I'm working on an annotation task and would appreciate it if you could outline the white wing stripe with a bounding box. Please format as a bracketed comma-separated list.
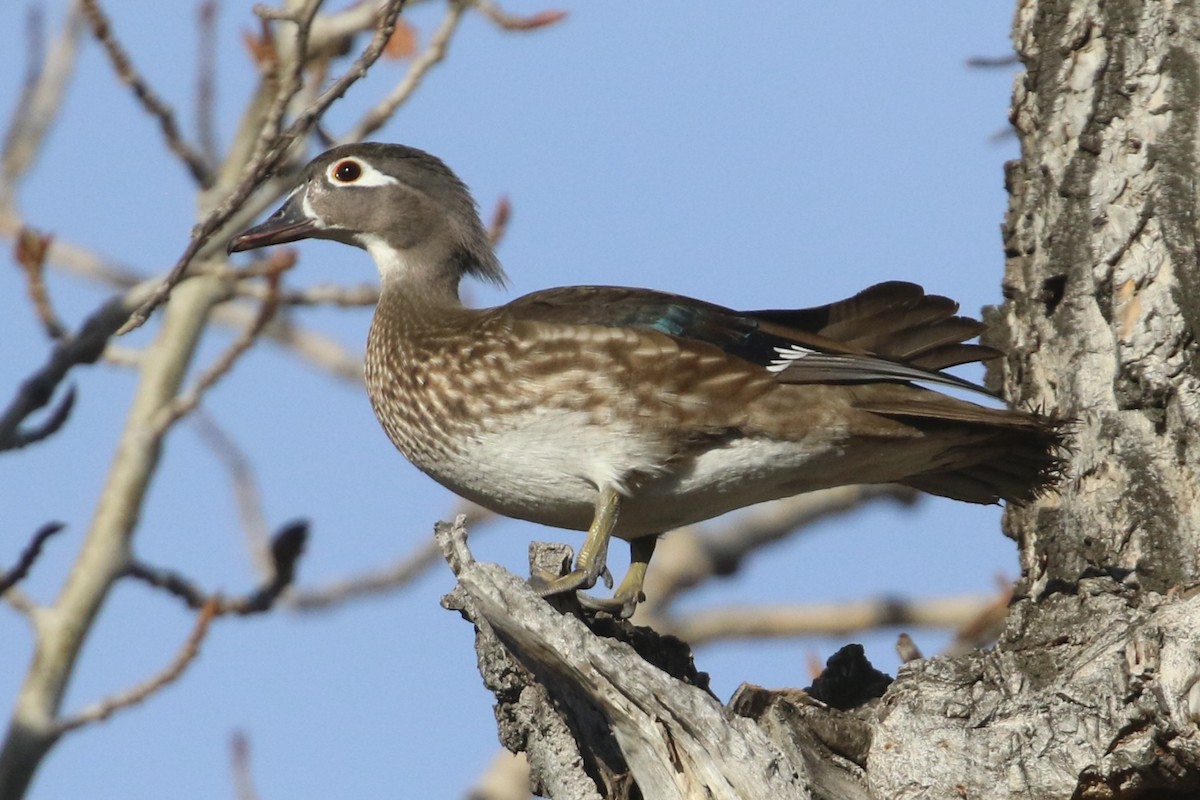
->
[766, 344, 815, 373]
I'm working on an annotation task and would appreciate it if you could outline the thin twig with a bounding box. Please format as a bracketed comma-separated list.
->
[102, 345, 142, 368]
[472, 0, 566, 32]
[638, 486, 921, 618]
[288, 504, 496, 609]
[966, 54, 1019, 69]
[1, 211, 366, 389]
[2, 586, 36, 616]
[124, 521, 308, 615]
[0, 7, 44, 201]
[230, 731, 260, 800]
[0, 386, 76, 450]
[79, 0, 213, 186]
[191, 411, 273, 578]
[0, 279, 163, 450]
[245, 0, 323, 169]
[196, 0, 220, 164]
[341, 0, 466, 142]
[287, 538, 442, 609]
[308, 0, 386, 54]
[213, 299, 365, 382]
[0, 523, 65, 596]
[0, 210, 145, 288]
[0, 5, 85, 210]
[14, 226, 66, 339]
[149, 252, 293, 436]
[238, 280, 379, 307]
[54, 597, 219, 735]
[119, 0, 410, 335]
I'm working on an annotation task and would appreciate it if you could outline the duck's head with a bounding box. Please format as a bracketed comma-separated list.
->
[228, 143, 505, 289]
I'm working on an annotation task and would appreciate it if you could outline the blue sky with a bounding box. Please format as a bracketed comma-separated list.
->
[0, 2, 1021, 797]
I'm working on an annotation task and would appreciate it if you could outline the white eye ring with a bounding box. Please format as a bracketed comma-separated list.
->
[325, 158, 399, 187]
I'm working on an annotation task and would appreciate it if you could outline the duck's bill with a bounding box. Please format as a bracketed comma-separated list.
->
[227, 195, 320, 254]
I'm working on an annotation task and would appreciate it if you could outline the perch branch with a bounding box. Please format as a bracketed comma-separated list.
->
[437, 517, 820, 800]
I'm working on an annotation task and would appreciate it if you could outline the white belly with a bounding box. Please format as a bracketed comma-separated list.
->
[410, 405, 849, 537]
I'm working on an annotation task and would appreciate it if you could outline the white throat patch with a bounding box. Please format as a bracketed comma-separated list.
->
[362, 234, 410, 280]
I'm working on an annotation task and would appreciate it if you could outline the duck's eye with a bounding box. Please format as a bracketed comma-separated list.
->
[333, 160, 362, 183]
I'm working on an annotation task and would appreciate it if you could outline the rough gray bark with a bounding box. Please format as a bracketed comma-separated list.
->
[443, 2, 1200, 797]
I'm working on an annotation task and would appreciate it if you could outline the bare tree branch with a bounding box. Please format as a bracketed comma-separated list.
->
[288, 537, 443, 610]
[196, 0, 220, 165]
[124, 520, 308, 615]
[54, 598, 219, 735]
[942, 578, 1011, 656]
[245, 0, 323, 169]
[230, 730, 260, 800]
[341, 0, 467, 142]
[0, 4, 85, 211]
[0, 386, 76, 451]
[0, 211, 145, 289]
[637, 486, 920, 619]
[308, 0, 388, 51]
[0, 280, 161, 451]
[191, 411, 273, 578]
[14, 226, 65, 340]
[79, 0, 214, 187]
[438, 518, 822, 800]
[120, 0, 410, 335]
[288, 504, 496, 610]
[148, 251, 293, 437]
[657, 594, 995, 647]
[239, 279, 379, 307]
[472, 0, 567, 32]
[0, 523, 65, 597]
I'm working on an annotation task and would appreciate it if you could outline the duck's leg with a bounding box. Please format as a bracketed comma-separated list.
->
[577, 535, 658, 619]
[531, 485, 621, 597]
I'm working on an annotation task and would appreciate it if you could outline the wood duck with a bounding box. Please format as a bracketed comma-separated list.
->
[228, 143, 1059, 618]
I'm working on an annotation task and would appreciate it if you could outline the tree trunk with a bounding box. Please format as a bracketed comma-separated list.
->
[445, 1, 1200, 797]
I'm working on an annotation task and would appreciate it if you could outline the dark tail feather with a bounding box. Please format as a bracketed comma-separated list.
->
[863, 400, 1066, 505]
[902, 451, 1062, 504]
